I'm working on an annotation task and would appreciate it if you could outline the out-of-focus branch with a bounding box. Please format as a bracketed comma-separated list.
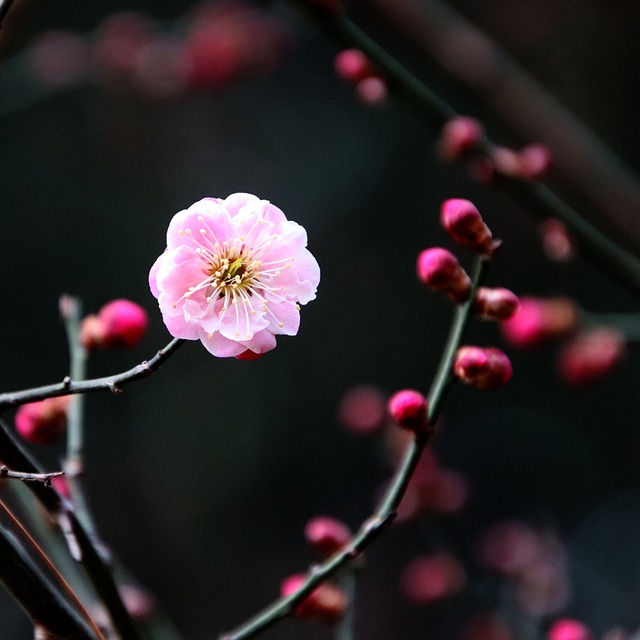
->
[287, 1, 640, 299]
[218, 256, 490, 640]
[0, 0, 16, 28]
[365, 0, 640, 248]
[0, 466, 64, 484]
[0, 337, 185, 412]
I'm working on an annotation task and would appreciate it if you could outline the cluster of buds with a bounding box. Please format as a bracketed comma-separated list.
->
[26, 2, 292, 99]
[501, 297, 626, 385]
[334, 48, 388, 105]
[471, 143, 553, 184]
[417, 199, 515, 392]
[80, 299, 148, 351]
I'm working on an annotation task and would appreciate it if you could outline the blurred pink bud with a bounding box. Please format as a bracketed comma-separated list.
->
[516, 560, 570, 616]
[305, 516, 352, 557]
[421, 468, 468, 513]
[490, 146, 523, 178]
[28, 30, 89, 87]
[401, 553, 466, 604]
[387, 389, 429, 434]
[462, 613, 513, 640]
[453, 346, 512, 390]
[547, 619, 592, 640]
[355, 76, 388, 105]
[81, 299, 148, 350]
[15, 397, 71, 445]
[518, 143, 552, 179]
[51, 475, 71, 500]
[334, 48, 375, 84]
[501, 297, 579, 348]
[479, 520, 539, 575]
[280, 575, 347, 623]
[134, 38, 188, 98]
[416, 247, 472, 303]
[474, 287, 520, 320]
[338, 385, 387, 434]
[557, 327, 625, 386]
[438, 116, 484, 162]
[184, 25, 242, 88]
[440, 199, 496, 255]
[538, 218, 576, 262]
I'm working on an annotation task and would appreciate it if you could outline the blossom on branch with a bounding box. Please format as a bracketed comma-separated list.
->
[149, 194, 320, 357]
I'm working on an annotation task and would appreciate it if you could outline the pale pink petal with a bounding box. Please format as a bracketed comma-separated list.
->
[242, 328, 277, 354]
[267, 301, 301, 336]
[199, 329, 246, 357]
[148, 250, 166, 297]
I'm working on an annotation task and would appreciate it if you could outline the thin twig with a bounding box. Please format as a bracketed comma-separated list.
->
[0, 337, 186, 412]
[0, 466, 64, 485]
[218, 256, 490, 640]
[0, 497, 106, 640]
[287, 1, 640, 299]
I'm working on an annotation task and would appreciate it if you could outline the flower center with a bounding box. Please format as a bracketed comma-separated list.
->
[207, 247, 257, 296]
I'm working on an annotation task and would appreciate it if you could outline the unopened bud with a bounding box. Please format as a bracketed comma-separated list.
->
[235, 349, 265, 361]
[547, 619, 592, 640]
[334, 49, 375, 84]
[557, 327, 625, 386]
[355, 76, 388, 105]
[501, 297, 579, 348]
[15, 396, 71, 445]
[387, 389, 429, 434]
[474, 287, 520, 320]
[538, 218, 575, 262]
[280, 575, 347, 623]
[453, 346, 512, 391]
[81, 299, 148, 350]
[416, 247, 472, 303]
[440, 198, 495, 255]
[305, 516, 352, 557]
[438, 116, 484, 161]
[401, 553, 466, 604]
[518, 143, 552, 179]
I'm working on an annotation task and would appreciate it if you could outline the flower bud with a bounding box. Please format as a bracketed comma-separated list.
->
[280, 575, 347, 623]
[440, 198, 495, 255]
[401, 553, 466, 603]
[438, 116, 484, 162]
[547, 619, 592, 640]
[338, 385, 386, 434]
[81, 299, 148, 350]
[15, 396, 71, 445]
[235, 349, 265, 361]
[334, 49, 375, 84]
[501, 297, 579, 348]
[416, 247, 472, 303]
[355, 76, 388, 106]
[305, 516, 352, 557]
[474, 287, 520, 320]
[538, 218, 575, 262]
[557, 328, 625, 386]
[453, 346, 512, 391]
[387, 389, 429, 434]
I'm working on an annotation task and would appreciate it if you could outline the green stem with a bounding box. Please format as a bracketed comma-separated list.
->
[334, 569, 356, 640]
[218, 255, 490, 640]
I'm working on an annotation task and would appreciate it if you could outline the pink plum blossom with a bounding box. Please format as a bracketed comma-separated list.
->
[149, 194, 320, 357]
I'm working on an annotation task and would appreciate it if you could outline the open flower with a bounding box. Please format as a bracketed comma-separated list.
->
[149, 194, 320, 357]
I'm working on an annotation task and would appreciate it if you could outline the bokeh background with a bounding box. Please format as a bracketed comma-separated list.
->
[2, 0, 640, 638]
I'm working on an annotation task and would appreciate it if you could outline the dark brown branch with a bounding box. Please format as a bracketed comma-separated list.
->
[0, 466, 64, 485]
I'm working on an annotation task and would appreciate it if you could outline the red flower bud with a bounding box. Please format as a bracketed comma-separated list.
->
[334, 49, 375, 84]
[305, 516, 352, 557]
[15, 396, 71, 445]
[416, 247, 472, 303]
[280, 575, 347, 623]
[401, 553, 466, 604]
[387, 389, 429, 434]
[453, 346, 512, 391]
[547, 619, 592, 640]
[501, 297, 579, 348]
[81, 299, 148, 350]
[438, 116, 484, 162]
[440, 198, 495, 255]
[557, 328, 625, 386]
[474, 287, 520, 320]
[235, 349, 265, 361]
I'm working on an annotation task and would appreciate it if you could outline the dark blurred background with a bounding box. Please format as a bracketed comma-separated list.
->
[1, 1, 640, 638]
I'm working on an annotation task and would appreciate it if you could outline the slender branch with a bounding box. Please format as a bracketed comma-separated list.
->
[0, 0, 16, 28]
[334, 569, 356, 640]
[0, 337, 186, 412]
[218, 256, 490, 640]
[0, 498, 106, 640]
[288, 1, 640, 299]
[0, 466, 64, 485]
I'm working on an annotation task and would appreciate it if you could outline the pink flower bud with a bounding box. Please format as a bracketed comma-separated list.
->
[387, 389, 429, 434]
[355, 76, 388, 106]
[338, 385, 387, 434]
[416, 247, 472, 303]
[438, 116, 484, 162]
[453, 346, 512, 391]
[440, 198, 495, 255]
[305, 516, 352, 557]
[81, 299, 148, 350]
[518, 143, 552, 179]
[118, 584, 156, 621]
[557, 328, 625, 386]
[538, 218, 576, 262]
[51, 475, 71, 500]
[280, 575, 347, 623]
[547, 619, 592, 640]
[474, 287, 520, 320]
[334, 49, 375, 84]
[15, 396, 71, 445]
[501, 297, 579, 348]
[401, 553, 466, 604]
